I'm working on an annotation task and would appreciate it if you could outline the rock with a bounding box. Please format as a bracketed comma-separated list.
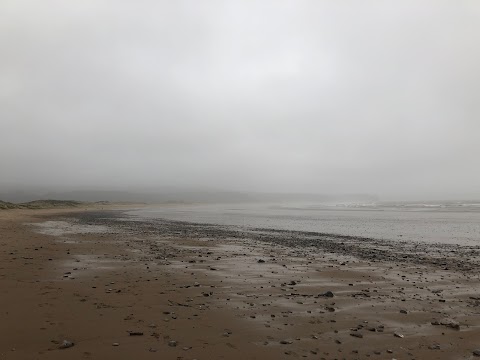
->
[257, 259, 265, 263]
[400, 309, 408, 314]
[350, 332, 363, 338]
[280, 340, 293, 344]
[393, 332, 404, 338]
[112, 343, 119, 347]
[168, 340, 177, 347]
[58, 340, 74, 349]
[432, 318, 460, 330]
[440, 318, 460, 330]
[289, 281, 297, 286]
[473, 349, 480, 357]
[318, 291, 334, 298]
[128, 331, 144, 336]
[428, 344, 440, 350]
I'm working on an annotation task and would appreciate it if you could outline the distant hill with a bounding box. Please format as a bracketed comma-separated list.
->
[0, 200, 84, 210]
[0, 200, 18, 209]
[0, 188, 378, 205]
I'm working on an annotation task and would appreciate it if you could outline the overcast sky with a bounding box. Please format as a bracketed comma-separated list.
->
[1, 1, 479, 200]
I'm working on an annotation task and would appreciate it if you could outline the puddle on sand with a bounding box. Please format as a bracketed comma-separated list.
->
[58, 254, 133, 280]
[29, 220, 113, 237]
[63, 254, 121, 272]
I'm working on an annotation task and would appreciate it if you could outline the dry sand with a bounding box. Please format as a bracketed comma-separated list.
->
[0, 208, 479, 360]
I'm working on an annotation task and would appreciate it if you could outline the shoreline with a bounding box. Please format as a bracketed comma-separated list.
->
[79, 209, 480, 272]
[1, 208, 479, 359]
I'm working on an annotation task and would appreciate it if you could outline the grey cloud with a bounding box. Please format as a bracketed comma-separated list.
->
[1, 0, 480, 200]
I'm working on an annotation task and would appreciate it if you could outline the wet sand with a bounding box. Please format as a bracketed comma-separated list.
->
[1, 208, 480, 360]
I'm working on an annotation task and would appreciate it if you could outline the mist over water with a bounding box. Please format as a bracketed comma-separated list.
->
[129, 201, 480, 246]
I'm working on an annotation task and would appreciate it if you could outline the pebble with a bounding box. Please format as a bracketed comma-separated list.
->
[474, 349, 480, 357]
[168, 340, 178, 347]
[128, 331, 144, 336]
[58, 340, 74, 349]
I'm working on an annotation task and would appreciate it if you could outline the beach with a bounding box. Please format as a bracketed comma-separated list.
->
[1, 207, 479, 360]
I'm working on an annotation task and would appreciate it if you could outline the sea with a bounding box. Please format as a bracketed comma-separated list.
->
[128, 201, 480, 246]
